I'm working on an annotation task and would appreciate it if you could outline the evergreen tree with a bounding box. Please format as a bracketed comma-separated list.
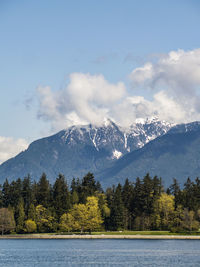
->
[36, 173, 51, 208]
[9, 179, 22, 208]
[71, 190, 79, 204]
[110, 184, 125, 230]
[53, 174, 71, 219]
[0, 184, 3, 208]
[191, 177, 200, 212]
[80, 172, 99, 202]
[2, 179, 10, 207]
[183, 177, 194, 210]
[71, 178, 77, 193]
[22, 175, 33, 215]
[130, 177, 143, 218]
[142, 173, 155, 216]
[28, 203, 36, 221]
[169, 178, 182, 209]
[16, 198, 25, 233]
[122, 179, 133, 229]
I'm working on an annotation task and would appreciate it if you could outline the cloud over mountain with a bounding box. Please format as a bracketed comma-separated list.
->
[0, 137, 28, 164]
[36, 48, 200, 131]
[37, 73, 126, 130]
[129, 48, 200, 123]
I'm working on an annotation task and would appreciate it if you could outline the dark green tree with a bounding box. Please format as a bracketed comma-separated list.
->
[80, 172, 98, 203]
[2, 179, 10, 207]
[28, 203, 36, 221]
[169, 178, 182, 209]
[53, 174, 71, 219]
[36, 173, 51, 208]
[22, 175, 33, 215]
[122, 179, 134, 229]
[110, 184, 125, 230]
[16, 198, 25, 233]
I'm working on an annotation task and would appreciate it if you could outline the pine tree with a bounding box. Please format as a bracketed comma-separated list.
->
[2, 179, 10, 207]
[16, 198, 25, 233]
[122, 179, 133, 229]
[71, 190, 79, 204]
[0, 184, 3, 208]
[169, 178, 182, 209]
[110, 184, 125, 230]
[80, 172, 98, 202]
[36, 173, 51, 207]
[142, 173, 154, 216]
[130, 177, 143, 217]
[9, 179, 22, 208]
[183, 177, 194, 210]
[22, 175, 33, 215]
[53, 174, 71, 219]
[28, 203, 36, 221]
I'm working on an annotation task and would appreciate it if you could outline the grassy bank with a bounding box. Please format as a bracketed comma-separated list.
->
[1, 231, 200, 239]
[92, 231, 200, 235]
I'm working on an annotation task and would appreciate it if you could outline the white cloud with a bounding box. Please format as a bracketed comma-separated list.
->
[37, 73, 126, 130]
[129, 48, 200, 123]
[0, 137, 28, 164]
[36, 48, 200, 130]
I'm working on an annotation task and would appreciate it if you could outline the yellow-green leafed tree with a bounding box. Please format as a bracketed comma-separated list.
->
[59, 213, 78, 232]
[71, 203, 88, 232]
[86, 196, 103, 232]
[60, 196, 103, 233]
[35, 205, 56, 233]
[95, 193, 110, 218]
[24, 219, 37, 233]
[153, 193, 175, 230]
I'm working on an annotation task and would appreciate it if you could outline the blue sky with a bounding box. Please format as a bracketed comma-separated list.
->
[0, 0, 200, 162]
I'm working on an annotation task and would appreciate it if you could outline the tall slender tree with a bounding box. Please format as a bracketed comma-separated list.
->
[53, 174, 71, 219]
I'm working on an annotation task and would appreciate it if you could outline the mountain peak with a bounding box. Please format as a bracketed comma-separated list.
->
[135, 116, 163, 125]
[0, 117, 175, 184]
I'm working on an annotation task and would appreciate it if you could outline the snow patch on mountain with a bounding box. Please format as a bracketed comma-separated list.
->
[112, 150, 123, 159]
[61, 117, 173, 158]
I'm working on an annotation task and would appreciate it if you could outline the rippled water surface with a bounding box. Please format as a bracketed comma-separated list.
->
[0, 239, 200, 266]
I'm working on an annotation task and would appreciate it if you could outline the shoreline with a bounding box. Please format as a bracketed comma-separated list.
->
[1, 234, 200, 240]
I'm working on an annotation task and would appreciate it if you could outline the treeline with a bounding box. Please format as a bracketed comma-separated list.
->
[0, 172, 200, 234]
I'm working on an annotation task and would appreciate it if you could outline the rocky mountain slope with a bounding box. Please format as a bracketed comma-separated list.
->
[0, 118, 171, 184]
[98, 122, 200, 187]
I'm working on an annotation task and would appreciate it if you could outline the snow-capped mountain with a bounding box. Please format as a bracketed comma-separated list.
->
[99, 121, 200, 188]
[0, 117, 172, 184]
[61, 117, 172, 160]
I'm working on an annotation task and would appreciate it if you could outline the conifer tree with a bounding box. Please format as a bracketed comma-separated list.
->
[0, 184, 3, 208]
[80, 172, 100, 202]
[2, 179, 10, 208]
[36, 173, 51, 208]
[53, 174, 71, 219]
[71, 190, 79, 204]
[169, 178, 182, 209]
[122, 179, 133, 229]
[28, 203, 36, 221]
[9, 179, 22, 208]
[16, 198, 25, 233]
[22, 175, 33, 215]
[183, 177, 194, 210]
[110, 184, 125, 230]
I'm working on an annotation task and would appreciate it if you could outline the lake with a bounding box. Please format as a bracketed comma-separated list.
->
[0, 239, 200, 266]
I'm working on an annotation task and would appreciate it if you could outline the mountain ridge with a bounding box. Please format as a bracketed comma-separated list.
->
[0, 118, 172, 184]
[98, 121, 200, 187]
